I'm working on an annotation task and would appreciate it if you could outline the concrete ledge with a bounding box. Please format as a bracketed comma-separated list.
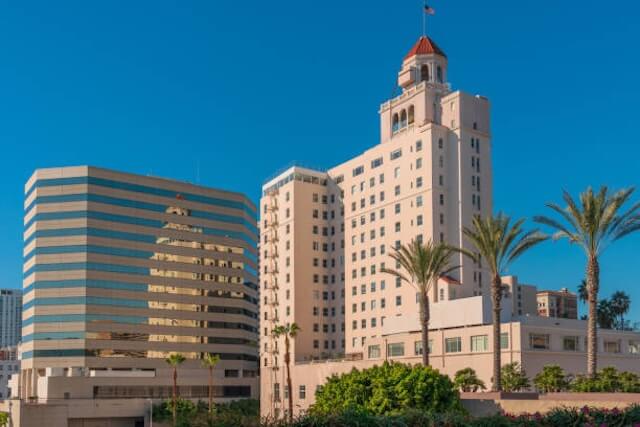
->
[461, 392, 539, 400]
[462, 391, 640, 403]
[539, 392, 640, 403]
[461, 392, 640, 417]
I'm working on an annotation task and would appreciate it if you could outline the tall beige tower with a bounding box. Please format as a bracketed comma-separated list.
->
[260, 34, 492, 418]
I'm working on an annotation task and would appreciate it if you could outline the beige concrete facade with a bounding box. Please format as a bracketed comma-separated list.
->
[258, 35, 640, 419]
[267, 312, 640, 416]
[15, 166, 259, 425]
[259, 35, 494, 418]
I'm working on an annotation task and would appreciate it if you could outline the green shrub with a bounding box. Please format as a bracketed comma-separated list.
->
[618, 371, 640, 392]
[570, 366, 640, 393]
[501, 362, 530, 392]
[152, 398, 261, 427]
[0, 413, 8, 427]
[533, 365, 570, 393]
[310, 361, 463, 416]
[454, 368, 486, 392]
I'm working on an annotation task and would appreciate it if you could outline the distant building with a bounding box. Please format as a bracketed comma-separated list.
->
[0, 289, 22, 348]
[537, 288, 578, 319]
[0, 347, 19, 399]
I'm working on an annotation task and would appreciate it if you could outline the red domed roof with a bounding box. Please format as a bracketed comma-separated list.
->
[404, 36, 446, 60]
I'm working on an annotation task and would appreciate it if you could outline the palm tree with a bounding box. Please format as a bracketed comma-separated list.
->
[463, 214, 547, 391]
[165, 353, 186, 426]
[597, 299, 616, 329]
[272, 323, 300, 422]
[535, 187, 640, 376]
[201, 353, 220, 417]
[610, 290, 631, 330]
[578, 279, 588, 303]
[383, 240, 467, 367]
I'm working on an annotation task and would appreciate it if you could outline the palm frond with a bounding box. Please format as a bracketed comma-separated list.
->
[539, 186, 640, 257]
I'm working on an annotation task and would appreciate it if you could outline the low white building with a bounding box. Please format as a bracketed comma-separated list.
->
[0, 347, 19, 399]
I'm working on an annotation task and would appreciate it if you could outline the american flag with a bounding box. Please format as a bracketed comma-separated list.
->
[424, 4, 435, 15]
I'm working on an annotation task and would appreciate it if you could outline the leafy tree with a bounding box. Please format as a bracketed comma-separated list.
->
[165, 353, 186, 426]
[383, 240, 467, 367]
[500, 362, 530, 392]
[610, 290, 631, 330]
[201, 353, 220, 417]
[0, 413, 8, 427]
[463, 214, 547, 391]
[453, 368, 486, 392]
[272, 322, 300, 422]
[535, 187, 640, 376]
[533, 365, 570, 393]
[311, 362, 462, 416]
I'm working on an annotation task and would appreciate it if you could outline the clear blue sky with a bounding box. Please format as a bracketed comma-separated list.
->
[1, 1, 639, 320]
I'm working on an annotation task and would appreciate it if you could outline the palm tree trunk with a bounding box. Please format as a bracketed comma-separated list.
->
[285, 338, 293, 423]
[420, 291, 430, 366]
[587, 256, 600, 377]
[208, 366, 213, 416]
[172, 367, 177, 427]
[491, 274, 502, 392]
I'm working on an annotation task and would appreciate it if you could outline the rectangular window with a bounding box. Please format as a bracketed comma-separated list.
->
[416, 140, 422, 151]
[416, 177, 423, 188]
[604, 340, 621, 353]
[445, 337, 462, 353]
[299, 385, 306, 399]
[563, 336, 579, 352]
[387, 342, 405, 357]
[530, 333, 550, 350]
[390, 149, 402, 160]
[368, 345, 381, 358]
[371, 157, 383, 169]
[414, 340, 433, 355]
[353, 166, 364, 177]
[500, 332, 509, 349]
[470, 335, 488, 352]
[629, 341, 640, 354]
[396, 295, 402, 306]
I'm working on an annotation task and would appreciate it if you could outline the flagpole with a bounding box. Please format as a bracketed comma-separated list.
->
[422, 0, 426, 36]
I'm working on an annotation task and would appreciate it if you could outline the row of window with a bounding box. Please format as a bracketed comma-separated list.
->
[27, 244, 255, 276]
[26, 176, 256, 218]
[529, 333, 640, 354]
[392, 106, 415, 133]
[377, 334, 510, 358]
[312, 322, 345, 333]
[28, 194, 257, 236]
[24, 280, 257, 304]
[23, 314, 258, 333]
[26, 261, 250, 288]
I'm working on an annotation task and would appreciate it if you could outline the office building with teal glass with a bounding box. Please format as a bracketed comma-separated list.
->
[20, 166, 259, 403]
